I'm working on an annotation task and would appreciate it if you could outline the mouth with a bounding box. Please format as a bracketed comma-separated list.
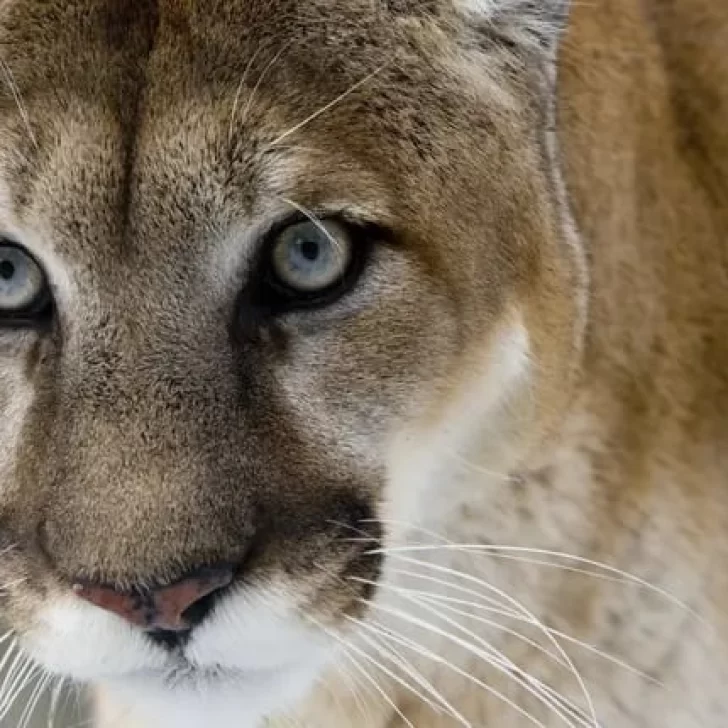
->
[108, 651, 316, 707]
[114, 620, 335, 694]
[136, 661, 277, 690]
[100, 646, 333, 728]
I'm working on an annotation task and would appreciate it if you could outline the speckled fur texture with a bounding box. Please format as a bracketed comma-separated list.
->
[0, 1, 727, 726]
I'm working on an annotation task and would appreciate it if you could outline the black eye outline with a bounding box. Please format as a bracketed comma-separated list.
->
[249, 212, 376, 316]
[0, 241, 53, 328]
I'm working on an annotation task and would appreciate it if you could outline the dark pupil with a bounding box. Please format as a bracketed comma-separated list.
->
[299, 240, 320, 262]
[0, 260, 15, 281]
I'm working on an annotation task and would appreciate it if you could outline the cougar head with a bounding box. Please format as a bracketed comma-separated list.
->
[0, 1, 585, 724]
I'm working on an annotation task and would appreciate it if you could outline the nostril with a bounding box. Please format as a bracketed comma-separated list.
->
[179, 587, 224, 630]
[74, 563, 235, 634]
[151, 564, 234, 631]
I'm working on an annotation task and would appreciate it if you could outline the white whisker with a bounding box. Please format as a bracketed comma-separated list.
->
[370, 543, 707, 629]
[386, 565, 523, 618]
[0, 60, 39, 151]
[329, 520, 382, 544]
[0, 654, 38, 721]
[0, 577, 28, 593]
[378, 554, 600, 727]
[364, 601, 551, 727]
[0, 638, 19, 691]
[228, 44, 267, 145]
[347, 615, 474, 727]
[19, 668, 51, 728]
[352, 629, 446, 717]
[363, 595, 589, 728]
[47, 677, 65, 728]
[398, 585, 661, 686]
[238, 43, 293, 138]
[266, 63, 390, 149]
[440, 447, 516, 481]
[367, 520, 670, 588]
[464, 552, 657, 588]
[354, 576, 566, 668]
[312, 614, 443, 717]
[336, 659, 376, 726]
[358, 522, 677, 688]
[357, 612, 555, 728]
[305, 613, 416, 728]
[317, 674, 351, 724]
[0, 642, 25, 700]
[538, 627, 661, 687]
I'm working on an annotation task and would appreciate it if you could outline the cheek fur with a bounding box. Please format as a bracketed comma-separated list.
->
[0, 345, 38, 497]
[383, 315, 532, 531]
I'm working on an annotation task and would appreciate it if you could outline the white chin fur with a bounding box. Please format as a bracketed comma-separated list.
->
[108, 660, 328, 728]
[25, 595, 168, 680]
[24, 587, 334, 728]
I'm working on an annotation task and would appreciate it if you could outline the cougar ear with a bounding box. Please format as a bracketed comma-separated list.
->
[455, 0, 571, 53]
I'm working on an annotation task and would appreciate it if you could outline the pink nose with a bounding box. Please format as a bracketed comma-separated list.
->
[73, 564, 234, 633]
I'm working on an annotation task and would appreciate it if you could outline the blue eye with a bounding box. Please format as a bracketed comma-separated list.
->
[270, 220, 353, 294]
[0, 243, 47, 315]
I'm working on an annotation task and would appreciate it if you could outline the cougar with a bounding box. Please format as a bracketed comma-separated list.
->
[0, 1, 726, 726]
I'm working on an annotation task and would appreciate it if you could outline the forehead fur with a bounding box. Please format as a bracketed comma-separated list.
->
[0, 0, 567, 80]
[0, 0, 561, 161]
[0, 0, 552, 264]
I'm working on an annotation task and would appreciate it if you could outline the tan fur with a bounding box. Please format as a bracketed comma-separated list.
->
[0, 1, 726, 726]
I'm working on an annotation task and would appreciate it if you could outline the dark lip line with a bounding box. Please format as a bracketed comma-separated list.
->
[126, 660, 287, 690]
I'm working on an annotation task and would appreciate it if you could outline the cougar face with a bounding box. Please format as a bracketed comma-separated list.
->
[0, 1, 584, 725]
